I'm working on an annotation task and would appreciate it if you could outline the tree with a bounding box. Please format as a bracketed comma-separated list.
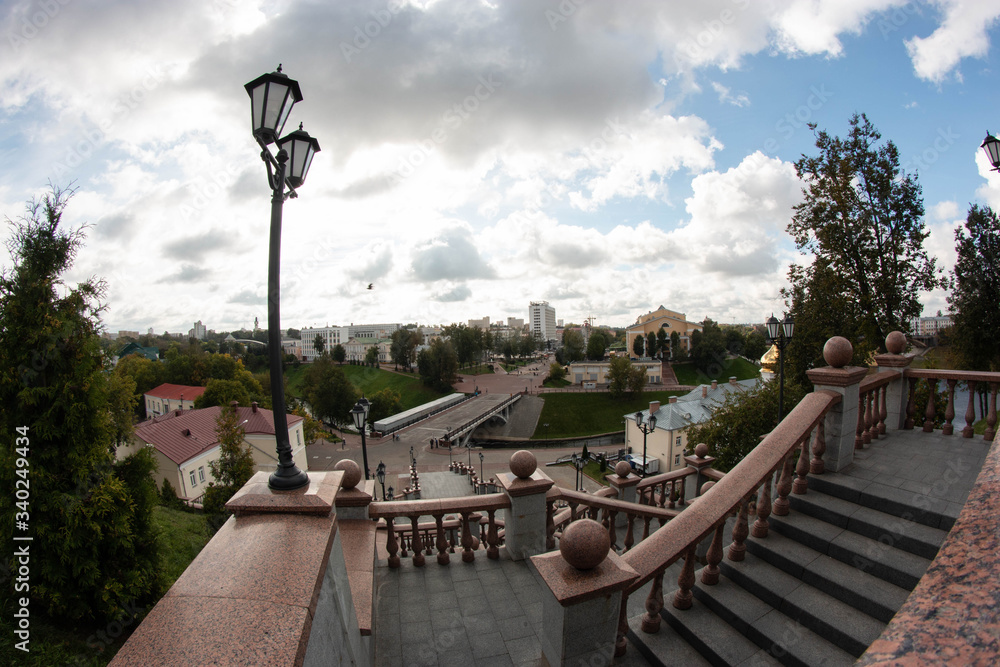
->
[657, 328, 669, 360]
[203, 403, 256, 528]
[670, 330, 686, 362]
[645, 331, 657, 359]
[313, 333, 325, 356]
[292, 406, 325, 445]
[390, 328, 422, 370]
[949, 204, 1000, 372]
[368, 388, 403, 424]
[563, 329, 585, 363]
[547, 362, 567, 383]
[332, 343, 346, 363]
[632, 334, 644, 357]
[365, 344, 380, 366]
[742, 328, 768, 363]
[0, 187, 162, 623]
[628, 363, 647, 395]
[115, 352, 165, 418]
[417, 338, 459, 392]
[784, 113, 941, 380]
[586, 331, 607, 360]
[689, 318, 727, 376]
[607, 356, 635, 399]
[303, 356, 359, 427]
[686, 379, 805, 472]
[195, 378, 252, 408]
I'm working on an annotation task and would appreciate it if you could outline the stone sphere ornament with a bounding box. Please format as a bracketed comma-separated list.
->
[823, 336, 853, 368]
[695, 443, 709, 459]
[334, 459, 362, 490]
[509, 450, 537, 479]
[560, 519, 611, 570]
[615, 461, 632, 478]
[886, 331, 906, 355]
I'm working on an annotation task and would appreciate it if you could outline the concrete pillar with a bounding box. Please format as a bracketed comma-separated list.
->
[495, 451, 554, 560]
[806, 337, 869, 472]
[874, 331, 913, 431]
[606, 462, 641, 529]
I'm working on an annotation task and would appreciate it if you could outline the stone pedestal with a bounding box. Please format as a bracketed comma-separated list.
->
[607, 462, 641, 528]
[807, 337, 869, 472]
[495, 470, 554, 560]
[685, 443, 716, 496]
[875, 332, 913, 431]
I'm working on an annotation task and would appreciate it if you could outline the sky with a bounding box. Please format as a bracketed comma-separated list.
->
[1, 0, 999, 335]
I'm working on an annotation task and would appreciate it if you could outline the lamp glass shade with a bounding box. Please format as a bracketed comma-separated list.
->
[634, 411, 643, 425]
[350, 403, 365, 430]
[244, 69, 302, 145]
[648, 415, 657, 430]
[277, 124, 321, 189]
[376, 466, 385, 485]
[388, 486, 393, 497]
[766, 314, 780, 341]
[782, 314, 794, 341]
[982, 133, 1000, 170]
[358, 395, 371, 416]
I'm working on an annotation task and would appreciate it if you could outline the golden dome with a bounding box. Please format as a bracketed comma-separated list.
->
[761, 344, 780, 373]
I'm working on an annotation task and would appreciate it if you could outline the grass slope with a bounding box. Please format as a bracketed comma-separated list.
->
[672, 357, 759, 386]
[284, 363, 449, 412]
[152, 505, 211, 589]
[533, 390, 687, 439]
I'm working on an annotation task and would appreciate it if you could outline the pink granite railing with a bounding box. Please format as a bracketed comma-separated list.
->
[901, 369, 998, 439]
[368, 494, 510, 567]
[546, 487, 680, 554]
[857, 372, 893, 446]
[386, 512, 506, 560]
[635, 467, 698, 509]
[614, 390, 841, 657]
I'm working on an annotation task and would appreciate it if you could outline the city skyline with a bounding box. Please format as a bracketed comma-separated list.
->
[2, 1, 999, 333]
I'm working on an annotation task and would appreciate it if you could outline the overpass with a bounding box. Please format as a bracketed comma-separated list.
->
[402, 392, 522, 448]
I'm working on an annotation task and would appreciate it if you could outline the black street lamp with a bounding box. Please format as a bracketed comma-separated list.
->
[351, 397, 372, 479]
[478, 451, 484, 482]
[245, 65, 321, 491]
[375, 461, 386, 501]
[634, 411, 657, 477]
[448, 438, 453, 464]
[467, 443, 473, 467]
[574, 454, 585, 491]
[766, 313, 795, 422]
[982, 132, 1000, 171]
[410, 445, 415, 467]
[387, 485, 394, 501]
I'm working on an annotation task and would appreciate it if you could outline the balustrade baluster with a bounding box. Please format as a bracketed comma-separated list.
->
[623, 513, 635, 552]
[701, 521, 725, 585]
[773, 455, 793, 516]
[676, 479, 686, 506]
[728, 497, 750, 561]
[487, 509, 499, 560]
[607, 511, 617, 551]
[856, 392, 865, 448]
[601, 507, 610, 531]
[658, 482, 667, 508]
[667, 481, 676, 509]
[905, 377, 918, 429]
[642, 516, 651, 542]
[943, 379, 957, 435]
[460, 511, 475, 562]
[568, 501, 578, 523]
[435, 515, 449, 565]
[964, 381, 977, 438]
[864, 389, 874, 444]
[923, 378, 938, 432]
[615, 596, 629, 658]
[386, 516, 400, 568]
[641, 570, 664, 633]
[810, 420, 826, 474]
[410, 517, 425, 566]
[793, 431, 810, 494]
[673, 547, 696, 610]
[546, 499, 556, 550]
[752, 471, 772, 538]
[398, 519, 409, 560]
[878, 384, 887, 435]
[986, 382, 998, 442]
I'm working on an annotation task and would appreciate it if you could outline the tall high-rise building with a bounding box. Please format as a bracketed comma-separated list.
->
[529, 301, 556, 343]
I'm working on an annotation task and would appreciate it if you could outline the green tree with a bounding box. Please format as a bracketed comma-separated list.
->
[563, 329, 586, 363]
[365, 344, 380, 366]
[632, 333, 645, 357]
[657, 328, 669, 359]
[607, 356, 633, 399]
[332, 343, 346, 363]
[202, 403, 256, 528]
[115, 352, 165, 418]
[645, 331, 657, 359]
[313, 333, 325, 356]
[417, 338, 459, 392]
[195, 378, 252, 408]
[949, 204, 1000, 372]
[390, 328, 422, 370]
[292, 406, 325, 445]
[628, 363, 648, 396]
[547, 362, 567, 383]
[368, 387, 403, 424]
[689, 318, 727, 376]
[742, 329, 768, 363]
[586, 331, 607, 360]
[686, 379, 805, 472]
[0, 187, 162, 623]
[304, 356, 359, 427]
[784, 113, 941, 381]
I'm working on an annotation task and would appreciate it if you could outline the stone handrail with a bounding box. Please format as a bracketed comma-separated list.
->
[615, 389, 841, 656]
[369, 494, 510, 566]
[857, 372, 893, 446]
[546, 486, 680, 554]
[902, 368, 998, 439]
[635, 467, 697, 509]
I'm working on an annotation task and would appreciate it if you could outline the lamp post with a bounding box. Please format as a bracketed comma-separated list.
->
[467, 443, 473, 467]
[982, 132, 1000, 171]
[375, 461, 386, 501]
[634, 411, 657, 477]
[410, 445, 415, 467]
[571, 453, 579, 490]
[575, 454, 585, 490]
[351, 397, 372, 480]
[766, 313, 795, 422]
[387, 485, 394, 501]
[448, 439, 453, 465]
[245, 65, 321, 491]
[478, 451, 484, 482]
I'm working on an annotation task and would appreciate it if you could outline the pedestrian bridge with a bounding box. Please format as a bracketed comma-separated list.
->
[402, 392, 522, 448]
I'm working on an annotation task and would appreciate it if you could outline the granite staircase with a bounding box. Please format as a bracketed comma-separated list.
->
[626, 471, 952, 667]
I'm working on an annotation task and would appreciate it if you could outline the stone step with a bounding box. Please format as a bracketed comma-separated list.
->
[717, 554, 885, 657]
[625, 613, 713, 667]
[657, 596, 785, 667]
[689, 574, 856, 667]
[806, 471, 958, 530]
[788, 489, 948, 559]
[748, 518, 930, 591]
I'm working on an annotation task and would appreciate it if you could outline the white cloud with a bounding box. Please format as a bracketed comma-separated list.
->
[905, 0, 1000, 83]
[711, 81, 750, 107]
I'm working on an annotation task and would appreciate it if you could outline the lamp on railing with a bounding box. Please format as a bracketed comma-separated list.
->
[634, 411, 657, 478]
[376, 461, 386, 501]
[387, 485, 394, 500]
[350, 397, 371, 480]
[410, 445, 415, 467]
[467, 443, 473, 467]
[574, 454, 586, 491]
[982, 132, 1000, 171]
[245, 65, 321, 491]
[766, 313, 794, 422]
[479, 451, 484, 483]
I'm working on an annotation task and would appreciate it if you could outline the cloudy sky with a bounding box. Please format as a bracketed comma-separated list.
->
[2, 0, 999, 335]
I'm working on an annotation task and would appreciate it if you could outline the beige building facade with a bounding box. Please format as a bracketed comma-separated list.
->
[625, 306, 703, 357]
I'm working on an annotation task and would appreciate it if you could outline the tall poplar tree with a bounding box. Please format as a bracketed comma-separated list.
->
[948, 204, 1000, 372]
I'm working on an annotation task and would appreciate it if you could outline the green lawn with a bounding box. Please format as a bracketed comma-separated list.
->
[672, 357, 760, 386]
[459, 363, 496, 376]
[152, 505, 212, 589]
[533, 390, 687, 439]
[339, 365, 449, 411]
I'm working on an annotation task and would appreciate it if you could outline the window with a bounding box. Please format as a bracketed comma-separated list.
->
[189, 470, 197, 487]
[296, 430, 301, 446]
[674, 454, 681, 466]
[198, 467, 205, 483]
[676, 436, 682, 447]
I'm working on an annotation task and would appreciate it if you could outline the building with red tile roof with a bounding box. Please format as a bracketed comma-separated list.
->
[144, 383, 208, 417]
[119, 403, 307, 501]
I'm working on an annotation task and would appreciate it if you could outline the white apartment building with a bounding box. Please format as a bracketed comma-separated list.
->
[529, 301, 557, 344]
[300, 323, 402, 361]
[909, 315, 952, 336]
